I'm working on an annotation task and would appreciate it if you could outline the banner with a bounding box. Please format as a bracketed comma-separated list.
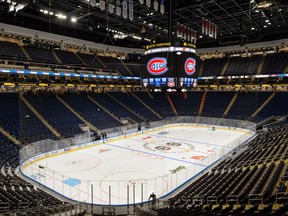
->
[205, 19, 208, 35]
[180, 24, 184, 38]
[191, 28, 194, 42]
[190, 29, 194, 43]
[116, 4, 121, 16]
[194, 30, 197, 44]
[183, 26, 186, 40]
[109, 3, 114, 13]
[90, 0, 97, 7]
[146, 0, 151, 7]
[123, 0, 128, 19]
[184, 26, 188, 41]
[154, 0, 159, 11]
[128, 0, 133, 21]
[139, 0, 144, 4]
[202, 17, 205, 34]
[100, 0, 106, 10]
[160, 0, 165, 14]
[176, 23, 180, 38]
[116, 0, 121, 16]
[209, 20, 212, 36]
[215, 24, 217, 39]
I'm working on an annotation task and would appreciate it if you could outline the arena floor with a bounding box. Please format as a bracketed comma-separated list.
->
[20, 124, 254, 205]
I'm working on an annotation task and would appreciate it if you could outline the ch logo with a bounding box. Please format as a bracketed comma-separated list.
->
[185, 57, 196, 75]
[147, 57, 168, 76]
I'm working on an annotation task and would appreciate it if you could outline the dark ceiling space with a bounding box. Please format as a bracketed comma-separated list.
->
[0, 0, 287, 49]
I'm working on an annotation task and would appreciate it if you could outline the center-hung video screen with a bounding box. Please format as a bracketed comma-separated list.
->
[140, 51, 200, 88]
[141, 52, 176, 78]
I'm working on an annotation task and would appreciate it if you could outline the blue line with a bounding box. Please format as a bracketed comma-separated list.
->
[106, 143, 207, 167]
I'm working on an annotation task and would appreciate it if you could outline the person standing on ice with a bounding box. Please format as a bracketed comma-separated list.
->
[148, 192, 156, 208]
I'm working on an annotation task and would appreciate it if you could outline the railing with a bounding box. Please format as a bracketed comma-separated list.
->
[19, 117, 256, 214]
[19, 132, 92, 165]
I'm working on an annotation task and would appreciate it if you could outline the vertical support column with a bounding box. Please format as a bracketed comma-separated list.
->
[256, 55, 266, 75]
[127, 185, 129, 214]
[220, 58, 230, 76]
[223, 92, 238, 117]
[133, 184, 135, 212]
[141, 182, 144, 207]
[166, 94, 178, 115]
[251, 92, 276, 118]
[198, 91, 207, 115]
[183, 92, 187, 100]
[109, 185, 111, 205]
[91, 184, 93, 215]
[198, 59, 205, 77]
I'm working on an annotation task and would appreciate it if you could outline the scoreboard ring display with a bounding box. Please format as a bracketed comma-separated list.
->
[141, 42, 199, 89]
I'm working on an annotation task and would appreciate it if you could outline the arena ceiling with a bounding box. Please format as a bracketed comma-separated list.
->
[0, 0, 288, 48]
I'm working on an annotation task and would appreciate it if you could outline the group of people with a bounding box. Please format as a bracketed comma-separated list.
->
[100, 132, 107, 140]
[94, 132, 108, 141]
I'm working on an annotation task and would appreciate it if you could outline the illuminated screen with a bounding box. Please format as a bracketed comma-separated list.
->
[142, 77, 176, 88]
[140, 52, 176, 78]
[140, 48, 199, 88]
[176, 52, 200, 78]
[177, 52, 200, 88]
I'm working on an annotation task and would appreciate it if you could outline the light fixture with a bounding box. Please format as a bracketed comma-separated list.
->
[71, 17, 77, 22]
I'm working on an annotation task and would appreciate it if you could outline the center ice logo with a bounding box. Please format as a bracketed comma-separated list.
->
[184, 57, 196, 75]
[147, 57, 168, 76]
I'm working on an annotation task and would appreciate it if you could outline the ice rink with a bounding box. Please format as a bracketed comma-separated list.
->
[20, 124, 254, 205]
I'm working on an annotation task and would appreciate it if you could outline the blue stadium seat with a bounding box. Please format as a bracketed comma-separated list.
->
[25, 94, 83, 138]
[261, 52, 288, 74]
[91, 93, 145, 123]
[24, 46, 58, 64]
[169, 92, 203, 116]
[0, 41, 27, 61]
[61, 94, 123, 130]
[202, 58, 226, 77]
[225, 55, 261, 75]
[133, 92, 174, 117]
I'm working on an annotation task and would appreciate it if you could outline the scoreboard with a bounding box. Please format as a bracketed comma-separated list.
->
[142, 77, 177, 88]
[140, 43, 199, 89]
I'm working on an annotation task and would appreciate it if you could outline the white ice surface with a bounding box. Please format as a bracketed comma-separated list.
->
[21, 125, 253, 205]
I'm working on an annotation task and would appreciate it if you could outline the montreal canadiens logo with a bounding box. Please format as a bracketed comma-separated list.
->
[147, 57, 168, 76]
[185, 57, 196, 75]
[167, 81, 175, 87]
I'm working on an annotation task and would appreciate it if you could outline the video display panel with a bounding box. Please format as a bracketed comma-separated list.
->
[140, 52, 176, 78]
[140, 47, 199, 88]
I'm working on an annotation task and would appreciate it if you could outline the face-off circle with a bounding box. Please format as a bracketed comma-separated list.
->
[143, 140, 194, 153]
